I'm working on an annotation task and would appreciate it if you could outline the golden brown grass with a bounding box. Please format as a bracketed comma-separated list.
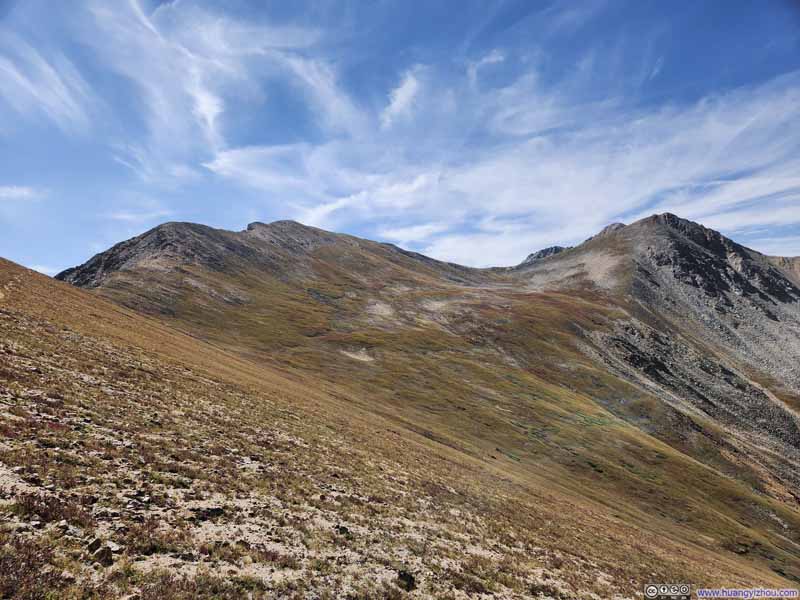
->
[1, 258, 798, 598]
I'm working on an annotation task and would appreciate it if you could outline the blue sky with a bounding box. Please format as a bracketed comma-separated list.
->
[2, 0, 800, 271]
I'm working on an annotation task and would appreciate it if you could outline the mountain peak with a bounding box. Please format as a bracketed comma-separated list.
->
[583, 221, 626, 243]
[597, 222, 626, 236]
[639, 212, 702, 230]
[242, 219, 342, 252]
[246, 219, 308, 231]
[520, 245, 569, 266]
[630, 212, 748, 258]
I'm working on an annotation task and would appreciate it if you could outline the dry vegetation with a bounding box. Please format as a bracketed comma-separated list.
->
[1, 246, 798, 598]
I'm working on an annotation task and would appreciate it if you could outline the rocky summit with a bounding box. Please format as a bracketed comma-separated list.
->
[1, 213, 799, 598]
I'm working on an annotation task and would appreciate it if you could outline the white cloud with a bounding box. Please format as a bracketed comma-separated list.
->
[378, 222, 450, 245]
[541, 1, 607, 35]
[743, 235, 800, 257]
[284, 56, 366, 136]
[0, 34, 95, 133]
[78, 0, 320, 184]
[30, 265, 60, 276]
[14, 0, 794, 267]
[467, 49, 505, 86]
[204, 63, 800, 265]
[203, 144, 320, 199]
[296, 170, 444, 229]
[381, 68, 422, 129]
[103, 195, 173, 224]
[0, 186, 44, 200]
[106, 209, 173, 223]
[422, 227, 576, 268]
[648, 56, 664, 80]
[698, 201, 800, 233]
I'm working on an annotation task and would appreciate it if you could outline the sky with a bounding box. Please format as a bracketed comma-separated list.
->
[2, 0, 800, 272]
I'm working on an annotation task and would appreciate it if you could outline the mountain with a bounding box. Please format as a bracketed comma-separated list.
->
[519, 245, 569, 265]
[4, 213, 799, 596]
[55, 214, 800, 582]
[2, 257, 681, 599]
[57, 216, 800, 508]
[769, 255, 800, 287]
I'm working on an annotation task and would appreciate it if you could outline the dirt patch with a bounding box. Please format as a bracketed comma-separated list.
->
[340, 348, 375, 362]
[366, 301, 394, 318]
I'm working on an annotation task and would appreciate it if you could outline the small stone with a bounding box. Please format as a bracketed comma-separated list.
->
[60, 570, 76, 583]
[177, 551, 197, 562]
[67, 526, 83, 537]
[93, 545, 114, 566]
[107, 541, 122, 553]
[192, 506, 224, 521]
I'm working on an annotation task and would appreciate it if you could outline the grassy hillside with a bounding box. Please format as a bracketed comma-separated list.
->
[2, 255, 797, 597]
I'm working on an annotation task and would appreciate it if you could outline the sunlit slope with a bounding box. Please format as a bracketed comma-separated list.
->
[7, 258, 795, 596]
[54, 216, 800, 584]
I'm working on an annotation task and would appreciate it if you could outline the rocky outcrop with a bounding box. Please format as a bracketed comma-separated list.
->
[55, 222, 257, 287]
[584, 222, 626, 242]
[615, 214, 800, 387]
[769, 255, 800, 287]
[519, 246, 569, 266]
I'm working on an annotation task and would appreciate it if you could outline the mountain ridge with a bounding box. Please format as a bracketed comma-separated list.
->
[51, 212, 800, 584]
[56, 213, 800, 286]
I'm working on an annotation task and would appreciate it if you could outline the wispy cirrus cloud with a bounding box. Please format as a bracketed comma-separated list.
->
[76, 0, 320, 184]
[744, 235, 800, 257]
[204, 45, 800, 264]
[3, 0, 800, 269]
[467, 49, 505, 86]
[103, 194, 173, 225]
[0, 186, 45, 200]
[378, 222, 451, 246]
[0, 33, 95, 134]
[106, 208, 173, 224]
[381, 67, 422, 129]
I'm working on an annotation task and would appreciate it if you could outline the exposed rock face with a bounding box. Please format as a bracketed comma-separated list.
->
[584, 222, 626, 242]
[519, 245, 569, 265]
[56, 222, 255, 287]
[567, 214, 800, 500]
[622, 214, 800, 385]
[769, 255, 800, 287]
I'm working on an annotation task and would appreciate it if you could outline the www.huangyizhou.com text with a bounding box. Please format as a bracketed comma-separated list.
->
[696, 589, 799, 599]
